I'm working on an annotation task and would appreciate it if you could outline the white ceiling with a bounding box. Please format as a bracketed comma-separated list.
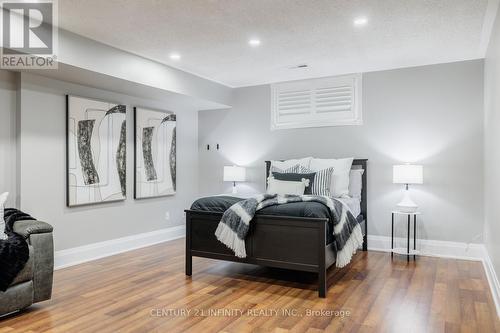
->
[59, 0, 495, 88]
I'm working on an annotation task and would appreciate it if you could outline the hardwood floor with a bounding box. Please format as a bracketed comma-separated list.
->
[1, 238, 499, 333]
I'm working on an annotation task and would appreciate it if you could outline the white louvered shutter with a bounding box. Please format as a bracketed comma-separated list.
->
[271, 74, 362, 130]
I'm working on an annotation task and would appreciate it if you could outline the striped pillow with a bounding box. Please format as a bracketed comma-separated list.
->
[300, 166, 334, 196]
[270, 164, 300, 174]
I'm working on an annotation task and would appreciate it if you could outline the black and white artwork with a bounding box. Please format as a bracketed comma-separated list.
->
[134, 107, 176, 199]
[67, 95, 127, 207]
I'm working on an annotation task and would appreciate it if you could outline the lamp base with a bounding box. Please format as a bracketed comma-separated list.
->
[232, 184, 237, 194]
[397, 189, 418, 213]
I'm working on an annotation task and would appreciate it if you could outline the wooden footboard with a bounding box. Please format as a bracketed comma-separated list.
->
[185, 210, 334, 297]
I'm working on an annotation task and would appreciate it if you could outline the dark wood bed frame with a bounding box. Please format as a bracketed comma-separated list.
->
[185, 159, 368, 297]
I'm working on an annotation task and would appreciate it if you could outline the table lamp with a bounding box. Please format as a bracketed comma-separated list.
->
[223, 166, 246, 194]
[393, 164, 423, 213]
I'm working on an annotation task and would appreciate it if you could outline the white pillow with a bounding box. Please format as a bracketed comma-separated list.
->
[271, 157, 312, 171]
[266, 177, 308, 196]
[309, 158, 354, 197]
[0, 192, 9, 238]
[348, 169, 364, 199]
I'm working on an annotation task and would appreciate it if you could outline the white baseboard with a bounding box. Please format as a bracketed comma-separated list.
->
[482, 246, 500, 318]
[368, 235, 484, 260]
[54, 225, 185, 270]
[368, 235, 500, 317]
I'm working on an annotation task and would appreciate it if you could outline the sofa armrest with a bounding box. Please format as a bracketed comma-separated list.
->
[13, 220, 54, 303]
[13, 220, 53, 239]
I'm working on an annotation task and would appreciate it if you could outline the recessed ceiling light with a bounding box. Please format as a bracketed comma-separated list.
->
[169, 53, 181, 60]
[248, 39, 261, 47]
[353, 17, 368, 27]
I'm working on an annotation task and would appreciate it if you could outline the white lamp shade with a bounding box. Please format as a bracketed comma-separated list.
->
[223, 166, 246, 182]
[393, 164, 423, 184]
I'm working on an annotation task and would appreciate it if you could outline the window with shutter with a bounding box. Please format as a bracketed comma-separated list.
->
[270, 74, 362, 130]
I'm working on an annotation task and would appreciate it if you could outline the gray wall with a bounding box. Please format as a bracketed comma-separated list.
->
[199, 60, 485, 243]
[484, 6, 500, 279]
[17, 72, 198, 251]
[0, 59, 488, 251]
[0, 71, 17, 208]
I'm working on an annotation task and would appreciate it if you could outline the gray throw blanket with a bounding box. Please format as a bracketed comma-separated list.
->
[215, 194, 363, 268]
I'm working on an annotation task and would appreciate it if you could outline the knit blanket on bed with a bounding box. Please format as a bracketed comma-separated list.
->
[215, 194, 363, 268]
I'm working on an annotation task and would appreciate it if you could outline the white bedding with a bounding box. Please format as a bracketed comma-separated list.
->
[337, 196, 361, 217]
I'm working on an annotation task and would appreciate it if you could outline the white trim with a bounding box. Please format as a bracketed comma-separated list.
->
[54, 225, 185, 270]
[482, 246, 500, 318]
[479, 0, 500, 56]
[368, 235, 500, 317]
[368, 235, 484, 260]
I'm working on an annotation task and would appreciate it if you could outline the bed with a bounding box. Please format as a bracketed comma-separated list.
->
[184, 159, 368, 297]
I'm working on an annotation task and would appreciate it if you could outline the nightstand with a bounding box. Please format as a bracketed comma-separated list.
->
[391, 211, 420, 261]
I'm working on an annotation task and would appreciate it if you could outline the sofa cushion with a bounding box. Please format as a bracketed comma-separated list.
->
[0, 280, 33, 315]
[10, 245, 33, 286]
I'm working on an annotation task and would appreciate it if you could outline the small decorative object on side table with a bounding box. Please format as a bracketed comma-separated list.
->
[391, 211, 420, 261]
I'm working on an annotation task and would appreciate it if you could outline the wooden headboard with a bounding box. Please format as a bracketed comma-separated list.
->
[264, 159, 368, 220]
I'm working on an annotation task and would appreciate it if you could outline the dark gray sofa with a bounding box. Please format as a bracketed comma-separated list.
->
[0, 220, 54, 316]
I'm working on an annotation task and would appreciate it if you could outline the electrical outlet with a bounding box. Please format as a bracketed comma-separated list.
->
[165, 212, 170, 220]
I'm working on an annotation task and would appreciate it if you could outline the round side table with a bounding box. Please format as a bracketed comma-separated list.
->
[391, 211, 421, 261]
